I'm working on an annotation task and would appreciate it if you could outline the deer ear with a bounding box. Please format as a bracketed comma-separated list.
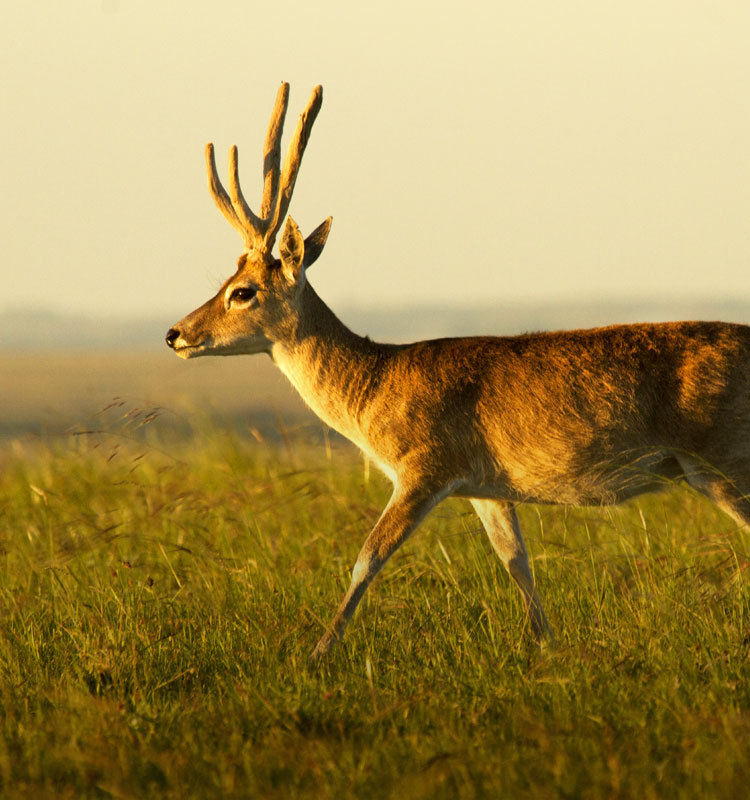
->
[303, 217, 332, 269]
[279, 216, 305, 283]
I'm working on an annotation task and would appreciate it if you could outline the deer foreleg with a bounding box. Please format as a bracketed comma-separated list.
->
[471, 498, 552, 641]
[310, 482, 449, 661]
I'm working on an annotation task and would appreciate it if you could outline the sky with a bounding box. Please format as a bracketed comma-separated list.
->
[2, 0, 750, 319]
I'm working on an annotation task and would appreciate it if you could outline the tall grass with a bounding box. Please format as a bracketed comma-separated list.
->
[0, 420, 748, 798]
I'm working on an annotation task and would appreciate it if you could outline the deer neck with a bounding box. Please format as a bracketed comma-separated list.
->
[270, 282, 389, 443]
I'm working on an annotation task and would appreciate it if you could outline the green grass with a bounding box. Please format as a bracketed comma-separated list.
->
[0, 421, 748, 798]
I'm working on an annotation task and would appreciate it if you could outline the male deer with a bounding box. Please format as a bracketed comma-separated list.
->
[167, 83, 750, 661]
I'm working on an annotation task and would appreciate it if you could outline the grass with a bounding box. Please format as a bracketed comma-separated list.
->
[0, 416, 748, 798]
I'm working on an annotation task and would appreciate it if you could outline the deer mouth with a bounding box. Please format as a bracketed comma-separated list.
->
[172, 342, 207, 359]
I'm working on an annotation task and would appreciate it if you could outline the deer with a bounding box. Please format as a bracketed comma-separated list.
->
[166, 83, 750, 661]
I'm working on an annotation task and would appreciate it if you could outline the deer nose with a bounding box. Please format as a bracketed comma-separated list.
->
[165, 328, 180, 348]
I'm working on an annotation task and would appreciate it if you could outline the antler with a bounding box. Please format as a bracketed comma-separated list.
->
[205, 83, 323, 255]
[260, 82, 289, 220]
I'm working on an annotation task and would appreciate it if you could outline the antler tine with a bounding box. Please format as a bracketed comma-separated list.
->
[264, 84, 323, 249]
[228, 145, 263, 249]
[260, 82, 290, 220]
[205, 143, 248, 243]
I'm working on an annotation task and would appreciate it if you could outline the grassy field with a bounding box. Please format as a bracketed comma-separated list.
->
[0, 407, 748, 797]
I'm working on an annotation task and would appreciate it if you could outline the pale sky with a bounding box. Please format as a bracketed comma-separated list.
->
[2, 0, 750, 318]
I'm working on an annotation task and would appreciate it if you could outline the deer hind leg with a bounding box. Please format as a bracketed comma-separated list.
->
[675, 454, 750, 528]
[470, 499, 553, 642]
[310, 482, 451, 662]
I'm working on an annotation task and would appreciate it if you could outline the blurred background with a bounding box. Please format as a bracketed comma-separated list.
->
[2, 0, 750, 438]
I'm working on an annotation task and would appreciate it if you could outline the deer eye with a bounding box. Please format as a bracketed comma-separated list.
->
[229, 287, 256, 304]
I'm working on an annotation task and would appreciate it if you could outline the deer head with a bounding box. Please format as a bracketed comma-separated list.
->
[166, 83, 331, 358]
